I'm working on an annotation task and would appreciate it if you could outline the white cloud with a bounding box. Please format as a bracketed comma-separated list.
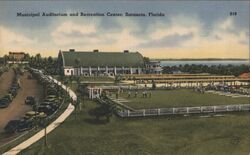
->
[219, 17, 234, 30]
[51, 21, 98, 46]
[0, 26, 36, 50]
[140, 15, 248, 51]
[138, 15, 202, 49]
[51, 20, 143, 51]
[48, 16, 248, 58]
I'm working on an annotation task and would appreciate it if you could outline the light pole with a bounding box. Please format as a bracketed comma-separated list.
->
[41, 118, 48, 147]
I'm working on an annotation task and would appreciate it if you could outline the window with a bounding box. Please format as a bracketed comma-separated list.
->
[67, 70, 69, 73]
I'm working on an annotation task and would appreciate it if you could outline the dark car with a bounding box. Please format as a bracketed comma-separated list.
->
[25, 96, 35, 105]
[12, 83, 20, 89]
[3, 94, 13, 102]
[4, 118, 35, 133]
[38, 104, 57, 115]
[0, 98, 10, 108]
[40, 102, 59, 110]
[10, 85, 19, 90]
[9, 88, 17, 97]
[47, 90, 57, 96]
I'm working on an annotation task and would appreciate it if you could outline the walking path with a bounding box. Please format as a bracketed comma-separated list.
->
[3, 76, 76, 155]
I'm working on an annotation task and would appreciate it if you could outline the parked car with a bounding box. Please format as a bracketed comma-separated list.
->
[4, 118, 35, 133]
[9, 88, 18, 97]
[0, 98, 10, 108]
[3, 94, 13, 102]
[24, 111, 47, 119]
[40, 101, 59, 110]
[25, 96, 35, 105]
[38, 105, 57, 115]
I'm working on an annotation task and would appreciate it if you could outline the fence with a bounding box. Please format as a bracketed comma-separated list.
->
[116, 104, 250, 117]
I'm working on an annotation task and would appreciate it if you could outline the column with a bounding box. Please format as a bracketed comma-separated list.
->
[97, 66, 100, 76]
[106, 66, 108, 74]
[138, 67, 141, 74]
[114, 67, 117, 75]
[130, 67, 133, 74]
[122, 66, 125, 74]
[89, 66, 92, 76]
[89, 88, 91, 99]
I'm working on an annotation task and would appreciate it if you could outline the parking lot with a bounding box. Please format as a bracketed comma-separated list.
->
[0, 70, 44, 132]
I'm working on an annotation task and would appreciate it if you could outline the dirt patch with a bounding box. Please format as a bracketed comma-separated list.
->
[0, 70, 44, 132]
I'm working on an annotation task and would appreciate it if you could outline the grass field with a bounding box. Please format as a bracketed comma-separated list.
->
[117, 89, 250, 109]
[20, 99, 250, 155]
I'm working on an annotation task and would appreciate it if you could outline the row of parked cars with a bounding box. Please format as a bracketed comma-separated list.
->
[4, 68, 66, 133]
[0, 68, 21, 108]
[0, 66, 8, 76]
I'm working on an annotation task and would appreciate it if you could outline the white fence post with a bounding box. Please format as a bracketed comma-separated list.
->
[158, 109, 160, 115]
[143, 109, 145, 116]
[214, 106, 216, 113]
[187, 107, 189, 114]
[173, 108, 175, 114]
[226, 105, 229, 112]
[239, 105, 242, 111]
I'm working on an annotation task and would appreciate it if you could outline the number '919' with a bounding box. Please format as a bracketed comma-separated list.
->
[230, 12, 237, 16]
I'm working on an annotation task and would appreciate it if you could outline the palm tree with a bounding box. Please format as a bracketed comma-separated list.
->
[77, 83, 87, 109]
[34, 53, 42, 68]
[69, 75, 73, 88]
[23, 53, 30, 61]
[3, 55, 9, 66]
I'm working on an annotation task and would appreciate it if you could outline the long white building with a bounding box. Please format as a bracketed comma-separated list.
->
[58, 49, 145, 76]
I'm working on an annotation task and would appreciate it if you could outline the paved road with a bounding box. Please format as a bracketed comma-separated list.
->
[3, 76, 76, 155]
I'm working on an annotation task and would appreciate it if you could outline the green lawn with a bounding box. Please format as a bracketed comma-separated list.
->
[20, 99, 250, 155]
[117, 89, 250, 109]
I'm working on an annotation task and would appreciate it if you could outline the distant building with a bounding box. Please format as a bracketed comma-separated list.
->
[146, 61, 162, 74]
[9, 52, 25, 61]
[238, 72, 250, 79]
[58, 49, 145, 76]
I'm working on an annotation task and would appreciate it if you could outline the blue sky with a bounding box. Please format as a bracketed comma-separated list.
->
[0, 1, 249, 58]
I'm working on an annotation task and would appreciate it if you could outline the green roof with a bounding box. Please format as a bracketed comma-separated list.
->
[60, 51, 144, 67]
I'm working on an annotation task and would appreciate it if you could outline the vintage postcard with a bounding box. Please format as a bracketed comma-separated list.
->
[0, 1, 249, 155]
